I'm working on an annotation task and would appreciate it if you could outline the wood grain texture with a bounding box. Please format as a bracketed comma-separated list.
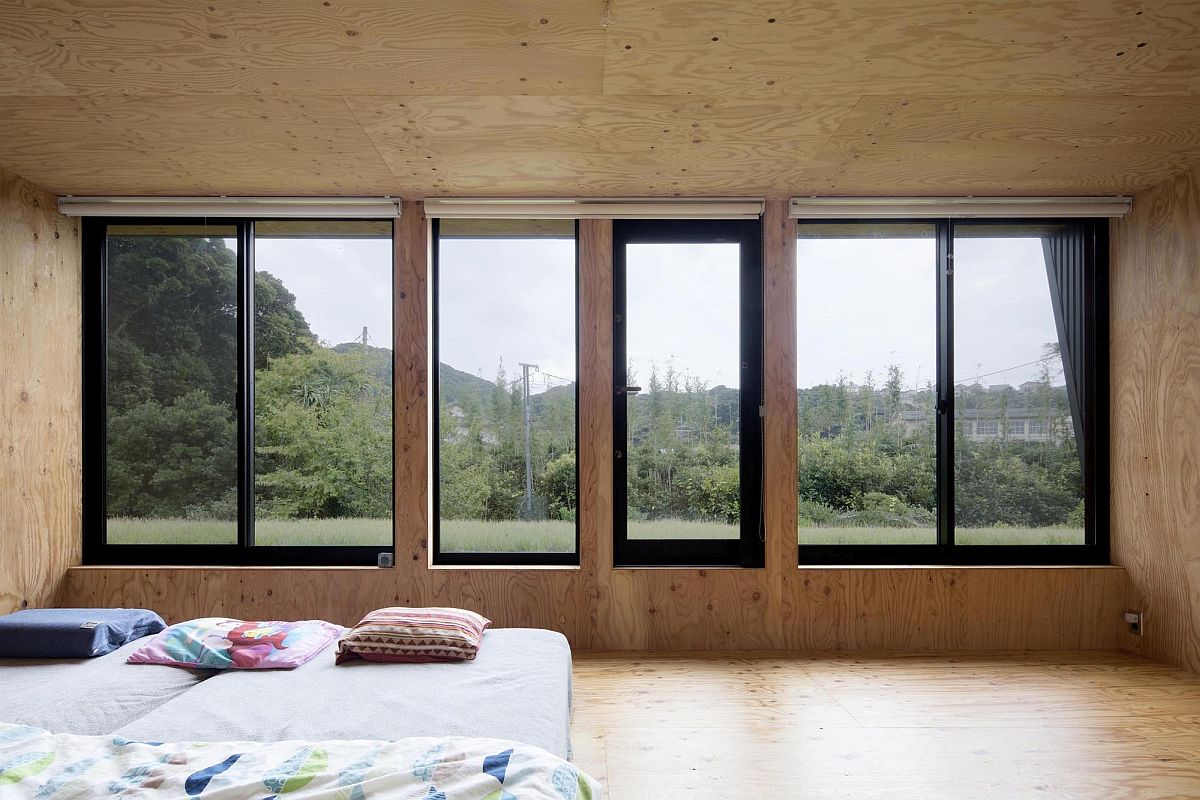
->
[602, 0, 1200, 96]
[0, 1, 604, 96]
[763, 198, 798, 595]
[577, 218, 613, 648]
[0, 95, 397, 196]
[0, 41, 73, 96]
[62, 565, 1128, 650]
[798, 95, 1200, 195]
[394, 203, 429, 566]
[0, 164, 81, 614]
[1111, 165, 1200, 674]
[345, 94, 851, 196]
[0, 2, 1199, 195]
[571, 650, 1200, 798]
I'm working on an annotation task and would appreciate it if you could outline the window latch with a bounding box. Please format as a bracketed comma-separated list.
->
[615, 385, 642, 396]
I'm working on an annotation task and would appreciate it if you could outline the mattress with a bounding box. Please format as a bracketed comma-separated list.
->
[0, 637, 213, 735]
[113, 627, 574, 758]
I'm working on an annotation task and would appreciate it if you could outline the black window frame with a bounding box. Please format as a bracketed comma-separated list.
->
[82, 216, 395, 566]
[429, 218, 582, 567]
[796, 217, 1109, 566]
[612, 218, 765, 568]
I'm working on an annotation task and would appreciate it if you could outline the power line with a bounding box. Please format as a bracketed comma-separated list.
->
[954, 354, 1057, 385]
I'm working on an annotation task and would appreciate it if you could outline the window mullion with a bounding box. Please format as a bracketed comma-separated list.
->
[937, 219, 955, 551]
[238, 219, 256, 549]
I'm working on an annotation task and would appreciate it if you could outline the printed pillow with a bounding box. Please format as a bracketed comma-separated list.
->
[336, 607, 490, 664]
[127, 617, 343, 670]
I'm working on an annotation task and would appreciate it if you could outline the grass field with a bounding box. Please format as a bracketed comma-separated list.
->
[107, 517, 1084, 550]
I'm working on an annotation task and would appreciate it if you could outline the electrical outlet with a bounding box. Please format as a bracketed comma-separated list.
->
[1124, 609, 1144, 636]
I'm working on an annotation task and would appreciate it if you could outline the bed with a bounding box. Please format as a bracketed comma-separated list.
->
[0, 628, 573, 759]
[0, 638, 213, 736]
[115, 628, 574, 758]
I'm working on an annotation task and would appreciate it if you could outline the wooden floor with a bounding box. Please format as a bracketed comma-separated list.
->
[570, 651, 1200, 799]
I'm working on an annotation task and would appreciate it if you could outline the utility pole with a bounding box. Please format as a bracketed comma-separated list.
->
[362, 326, 369, 357]
[519, 362, 538, 516]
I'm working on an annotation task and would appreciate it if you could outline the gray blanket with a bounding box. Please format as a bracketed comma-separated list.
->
[0, 638, 212, 735]
[113, 628, 574, 758]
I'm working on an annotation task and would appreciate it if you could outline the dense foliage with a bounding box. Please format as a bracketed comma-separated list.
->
[107, 234, 1083, 535]
[438, 363, 577, 522]
[105, 235, 393, 523]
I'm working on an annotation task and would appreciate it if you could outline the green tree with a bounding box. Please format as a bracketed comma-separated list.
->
[105, 235, 314, 519]
[106, 390, 237, 519]
[254, 270, 314, 368]
[254, 348, 392, 519]
[106, 234, 239, 411]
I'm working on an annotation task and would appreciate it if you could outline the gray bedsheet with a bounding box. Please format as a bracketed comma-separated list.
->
[0, 638, 212, 735]
[114, 628, 574, 758]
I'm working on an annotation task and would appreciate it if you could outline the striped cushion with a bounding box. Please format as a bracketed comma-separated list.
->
[335, 607, 491, 664]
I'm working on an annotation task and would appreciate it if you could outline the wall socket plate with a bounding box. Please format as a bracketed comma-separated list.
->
[1124, 609, 1144, 636]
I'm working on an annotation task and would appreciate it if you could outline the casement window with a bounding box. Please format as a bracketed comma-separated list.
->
[431, 219, 579, 566]
[612, 219, 764, 567]
[796, 219, 1108, 565]
[83, 219, 394, 565]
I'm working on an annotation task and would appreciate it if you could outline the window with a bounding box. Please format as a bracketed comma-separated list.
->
[613, 220, 763, 567]
[99, 224, 239, 547]
[796, 224, 937, 547]
[797, 218, 1107, 565]
[253, 222, 394, 548]
[84, 219, 394, 565]
[432, 219, 578, 565]
[975, 420, 1000, 437]
[954, 224, 1098, 547]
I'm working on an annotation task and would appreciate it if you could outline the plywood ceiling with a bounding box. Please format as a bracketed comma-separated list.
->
[0, 0, 1198, 196]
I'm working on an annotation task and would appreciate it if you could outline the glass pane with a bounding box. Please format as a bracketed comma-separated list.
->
[624, 242, 741, 541]
[953, 226, 1085, 545]
[437, 221, 577, 554]
[104, 224, 239, 545]
[253, 221, 393, 546]
[796, 225, 938, 545]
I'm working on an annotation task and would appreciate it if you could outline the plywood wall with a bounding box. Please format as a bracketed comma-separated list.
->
[61, 200, 1130, 650]
[0, 165, 81, 614]
[1111, 165, 1200, 672]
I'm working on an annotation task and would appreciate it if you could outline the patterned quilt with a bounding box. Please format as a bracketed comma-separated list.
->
[0, 723, 599, 799]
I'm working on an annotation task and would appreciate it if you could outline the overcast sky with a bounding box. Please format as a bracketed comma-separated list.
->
[254, 231, 1065, 394]
[256, 237, 393, 350]
[800, 234, 1063, 390]
[439, 238, 577, 391]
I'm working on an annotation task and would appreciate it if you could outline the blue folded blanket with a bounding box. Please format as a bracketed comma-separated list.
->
[0, 608, 166, 658]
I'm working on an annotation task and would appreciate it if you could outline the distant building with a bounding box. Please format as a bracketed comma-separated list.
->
[899, 407, 1066, 442]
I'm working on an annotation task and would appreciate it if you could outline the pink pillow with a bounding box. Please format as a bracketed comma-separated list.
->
[127, 617, 343, 670]
[336, 607, 490, 664]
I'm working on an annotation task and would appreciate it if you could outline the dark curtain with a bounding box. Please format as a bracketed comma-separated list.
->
[1041, 227, 1088, 472]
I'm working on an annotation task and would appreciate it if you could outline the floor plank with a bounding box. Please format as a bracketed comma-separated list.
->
[571, 651, 1200, 799]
